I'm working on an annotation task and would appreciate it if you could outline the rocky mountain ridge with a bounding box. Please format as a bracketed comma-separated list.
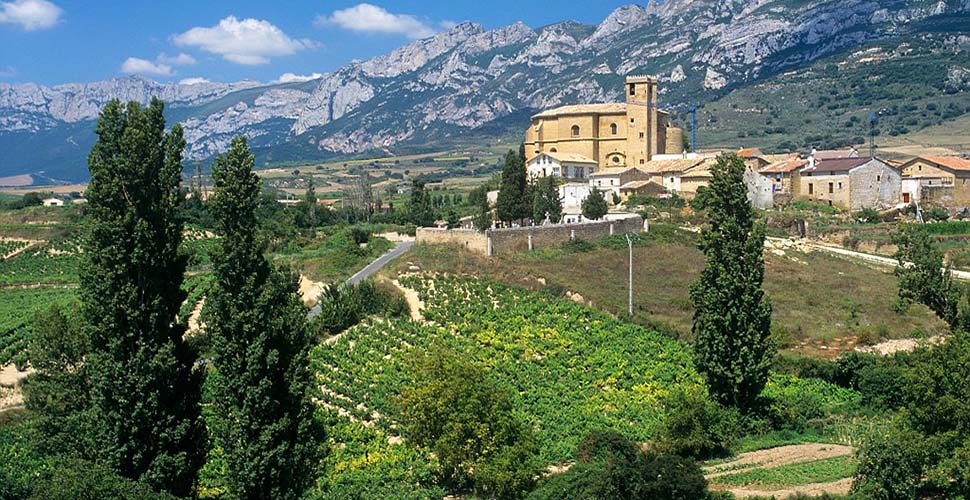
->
[1, 0, 968, 181]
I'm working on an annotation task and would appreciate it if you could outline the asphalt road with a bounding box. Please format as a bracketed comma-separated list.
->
[307, 240, 415, 319]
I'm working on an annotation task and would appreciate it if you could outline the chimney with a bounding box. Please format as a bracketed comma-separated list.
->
[809, 149, 817, 169]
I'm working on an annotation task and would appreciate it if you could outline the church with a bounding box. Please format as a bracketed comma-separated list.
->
[524, 75, 686, 177]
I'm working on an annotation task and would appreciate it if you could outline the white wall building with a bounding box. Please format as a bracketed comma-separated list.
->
[527, 152, 598, 181]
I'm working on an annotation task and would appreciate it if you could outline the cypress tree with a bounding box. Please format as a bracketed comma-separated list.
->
[205, 136, 322, 500]
[581, 187, 609, 221]
[497, 149, 528, 225]
[689, 153, 774, 410]
[81, 98, 205, 495]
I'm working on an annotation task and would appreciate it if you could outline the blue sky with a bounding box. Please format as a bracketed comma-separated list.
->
[0, 0, 632, 86]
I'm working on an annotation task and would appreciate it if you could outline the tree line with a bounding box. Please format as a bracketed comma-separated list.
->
[24, 99, 319, 499]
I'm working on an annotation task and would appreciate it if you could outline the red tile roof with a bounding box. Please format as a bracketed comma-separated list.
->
[805, 157, 872, 173]
[924, 156, 970, 172]
[760, 158, 807, 174]
[737, 147, 761, 158]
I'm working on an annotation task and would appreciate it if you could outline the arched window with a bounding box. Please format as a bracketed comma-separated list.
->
[610, 123, 618, 135]
[612, 156, 621, 164]
[571, 125, 580, 137]
[550, 147, 557, 153]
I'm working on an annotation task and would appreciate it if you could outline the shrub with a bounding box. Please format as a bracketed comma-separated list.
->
[530, 430, 709, 500]
[560, 238, 595, 253]
[28, 457, 178, 500]
[855, 207, 880, 224]
[312, 280, 408, 335]
[853, 425, 927, 500]
[657, 389, 740, 459]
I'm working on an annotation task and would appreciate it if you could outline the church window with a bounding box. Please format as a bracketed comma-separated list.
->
[610, 123, 618, 135]
[550, 147, 557, 152]
[612, 156, 620, 164]
[639, 132, 645, 139]
[629, 83, 636, 95]
[571, 125, 580, 137]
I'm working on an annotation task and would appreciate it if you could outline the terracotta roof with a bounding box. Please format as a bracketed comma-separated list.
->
[532, 103, 627, 119]
[761, 153, 799, 163]
[737, 147, 761, 158]
[760, 158, 808, 174]
[590, 167, 637, 177]
[640, 158, 708, 174]
[805, 157, 873, 173]
[543, 151, 598, 164]
[924, 156, 970, 172]
[619, 180, 664, 191]
[812, 149, 859, 160]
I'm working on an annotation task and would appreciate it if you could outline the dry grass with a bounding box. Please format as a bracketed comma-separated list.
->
[386, 230, 946, 359]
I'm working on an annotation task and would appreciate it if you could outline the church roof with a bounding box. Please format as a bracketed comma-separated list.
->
[532, 103, 628, 119]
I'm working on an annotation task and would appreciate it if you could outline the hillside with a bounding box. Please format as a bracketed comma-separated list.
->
[2, 0, 969, 182]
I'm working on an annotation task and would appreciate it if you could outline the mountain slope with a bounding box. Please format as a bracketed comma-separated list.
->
[1, 0, 969, 182]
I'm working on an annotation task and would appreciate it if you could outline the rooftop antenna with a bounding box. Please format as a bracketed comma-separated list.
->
[869, 109, 888, 158]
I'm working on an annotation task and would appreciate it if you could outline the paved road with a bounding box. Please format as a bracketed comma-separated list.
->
[307, 240, 415, 319]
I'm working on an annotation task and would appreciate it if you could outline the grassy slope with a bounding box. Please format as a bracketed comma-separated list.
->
[387, 227, 946, 358]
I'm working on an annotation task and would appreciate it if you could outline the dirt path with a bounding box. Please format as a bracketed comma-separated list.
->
[856, 335, 944, 355]
[299, 274, 325, 307]
[391, 277, 425, 322]
[704, 444, 856, 498]
[713, 478, 854, 499]
[704, 443, 855, 479]
[0, 363, 32, 412]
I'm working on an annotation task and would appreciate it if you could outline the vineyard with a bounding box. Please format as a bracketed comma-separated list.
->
[0, 235, 81, 286]
[311, 274, 704, 464]
[0, 287, 77, 368]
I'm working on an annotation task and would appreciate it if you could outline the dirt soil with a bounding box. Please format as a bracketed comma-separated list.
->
[391, 276, 425, 322]
[705, 443, 856, 499]
[299, 274, 325, 307]
[0, 363, 32, 411]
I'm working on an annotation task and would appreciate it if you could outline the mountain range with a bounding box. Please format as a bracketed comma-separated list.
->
[2, 0, 969, 183]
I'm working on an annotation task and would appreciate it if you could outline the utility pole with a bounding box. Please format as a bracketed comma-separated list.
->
[625, 233, 633, 317]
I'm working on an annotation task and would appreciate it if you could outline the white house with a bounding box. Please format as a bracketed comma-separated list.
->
[42, 197, 65, 207]
[526, 152, 598, 181]
[589, 167, 651, 200]
[560, 182, 591, 209]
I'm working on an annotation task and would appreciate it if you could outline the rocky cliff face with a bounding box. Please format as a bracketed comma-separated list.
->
[1, 0, 968, 179]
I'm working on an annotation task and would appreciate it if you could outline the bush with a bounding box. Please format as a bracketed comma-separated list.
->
[312, 280, 408, 335]
[29, 457, 178, 500]
[657, 389, 740, 459]
[560, 238, 595, 253]
[855, 207, 880, 224]
[853, 425, 927, 500]
[529, 430, 710, 500]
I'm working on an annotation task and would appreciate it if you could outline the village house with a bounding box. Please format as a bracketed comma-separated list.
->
[759, 157, 807, 195]
[589, 167, 651, 200]
[898, 155, 970, 207]
[810, 147, 860, 162]
[639, 157, 710, 193]
[798, 157, 900, 211]
[42, 197, 64, 207]
[526, 151, 598, 181]
[525, 75, 685, 168]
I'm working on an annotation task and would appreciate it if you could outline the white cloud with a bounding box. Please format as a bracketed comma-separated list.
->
[0, 0, 62, 31]
[438, 20, 458, 30]
[119, 52, 195, 77]
[274, 72, 324, 84]
[120, 57, 173, 76]
[317, 3, 435, 39]
[157, 52, 196, 66]
[179, 77, 210, 85]
[173, 16, 316, 65]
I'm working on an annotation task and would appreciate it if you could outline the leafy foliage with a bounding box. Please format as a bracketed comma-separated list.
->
[399, 346, 540, 498]
[893, 224, 961, 328]
[204, 136, 323, 500]
[690, 153, 774, 410]
[529, 430, 709, 500]
[581, 186, 609, 221]
[496, 147, 529, 225]
[311, 280, 408, 335]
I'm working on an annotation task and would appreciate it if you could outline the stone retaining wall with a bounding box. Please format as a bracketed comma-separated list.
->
[416, 215, 646, 256]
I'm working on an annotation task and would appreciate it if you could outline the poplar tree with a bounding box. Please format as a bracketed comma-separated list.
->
[689, 153, 774, 410]
[497, 148, 528, 225]
[80, 98, 205, 495]
[205, 136, 322, 500]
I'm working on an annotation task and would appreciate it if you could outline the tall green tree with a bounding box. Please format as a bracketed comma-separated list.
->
[689, 153, 774, 410]
[80, 98, 205, 495]
[408, 180, 436, 227]
[532, 176, 562, 225]
[304, 177, 317, 227]
[893, 224, 961, 328]
[205, 136, 323, 500]
[497, 148, 528, 225]
[581, 187, 608, 221]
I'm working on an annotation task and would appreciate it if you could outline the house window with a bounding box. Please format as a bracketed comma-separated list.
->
[918, 165, 922, 171]
[639, 132, 645, 139]
[838, 182, 843, 190]
[828, 182, 834, 194]
[775, 174, 782, 181]
[808, 183, 814, 194]
[610, 123, 618, 135]
[571, 125, 580, 137]
[877, 175, 881, 181]
[629, 83, 636, 96]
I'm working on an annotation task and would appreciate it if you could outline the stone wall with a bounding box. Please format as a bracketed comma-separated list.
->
[414, 228, 489, 254]
[416, 215, 646, 256]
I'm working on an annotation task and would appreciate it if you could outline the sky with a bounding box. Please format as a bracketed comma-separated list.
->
[0, 0, 633, 86]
